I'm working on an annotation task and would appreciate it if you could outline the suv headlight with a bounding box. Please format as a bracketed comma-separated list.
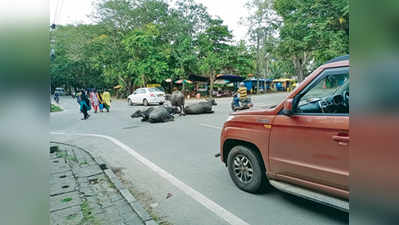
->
[226, 115, 234, 122]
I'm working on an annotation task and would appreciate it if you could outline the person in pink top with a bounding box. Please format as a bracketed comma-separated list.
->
[89, 89, 99, 113]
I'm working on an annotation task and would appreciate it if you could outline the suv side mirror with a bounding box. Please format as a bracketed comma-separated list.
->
[282, 98, 294, 116]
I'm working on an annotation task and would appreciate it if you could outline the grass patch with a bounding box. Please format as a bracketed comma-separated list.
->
[79, 161, 88, 166]
[55, 151, 66, 159]
[68, 155, 78, 163]
[55, 151, 78, 163]
[61, 197, 73, 203]
[50, 104, 63, 112]
[66, 213, 78, 220]
[79, 200, 100, 225]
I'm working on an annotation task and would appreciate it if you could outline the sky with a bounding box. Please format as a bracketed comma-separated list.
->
[49, 0, 250, 42]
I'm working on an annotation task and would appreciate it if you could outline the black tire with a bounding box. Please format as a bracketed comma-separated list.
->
[227, 145, 267, 193]
[143, 99, 149, 106]
[128, 98, 133, 106]
[159, 102, 164, 105]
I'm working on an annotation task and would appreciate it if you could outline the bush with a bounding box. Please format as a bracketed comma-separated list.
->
[50, 104, 63, 112]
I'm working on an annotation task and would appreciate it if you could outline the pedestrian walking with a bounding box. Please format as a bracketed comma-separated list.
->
[80, 92, 91, 120]
[97, 90, 104, 112]
[76, 90, 82, 104]
[54, 92, 60, 104]
[102, 89, 111, 112]
[90, 89, 99, 113]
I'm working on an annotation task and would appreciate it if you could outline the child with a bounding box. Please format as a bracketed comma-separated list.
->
[233, 93, 240, 107]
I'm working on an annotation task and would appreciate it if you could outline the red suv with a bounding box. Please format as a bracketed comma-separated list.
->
[220, 56, 349, 211]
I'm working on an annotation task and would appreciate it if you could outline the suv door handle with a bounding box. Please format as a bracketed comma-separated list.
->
[332, 134, 350, 146]
[332, 135, 349, 142]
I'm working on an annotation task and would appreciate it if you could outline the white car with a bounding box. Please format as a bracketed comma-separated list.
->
[54, 87, 65, 96]
[128, 88, 165, 106]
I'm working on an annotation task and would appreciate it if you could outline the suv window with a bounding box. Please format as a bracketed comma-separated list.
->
[295, 67, 349, 115]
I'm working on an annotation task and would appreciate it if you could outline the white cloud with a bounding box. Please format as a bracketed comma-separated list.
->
[50, 0, 95, 25]
[194, 0, 249, 41]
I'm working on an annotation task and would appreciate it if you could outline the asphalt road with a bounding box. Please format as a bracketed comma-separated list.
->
[50, 93, 348, 225]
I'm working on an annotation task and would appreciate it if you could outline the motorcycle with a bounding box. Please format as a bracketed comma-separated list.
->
[231, 95, 253, 111]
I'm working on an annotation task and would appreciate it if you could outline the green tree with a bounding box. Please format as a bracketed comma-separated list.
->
[274, 0, 349, 81]
[123, 24, 169, 87]
[197, 18, 233, 96]
[51, 0, 259, 98]
[244, 0, 349, 82]
[244, 0, 280, 91]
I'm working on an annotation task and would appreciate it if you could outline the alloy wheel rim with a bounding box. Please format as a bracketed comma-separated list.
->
[233, 154, 253, 183]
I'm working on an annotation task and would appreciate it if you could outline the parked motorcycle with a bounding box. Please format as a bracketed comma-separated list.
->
[231, 95, 253, 111]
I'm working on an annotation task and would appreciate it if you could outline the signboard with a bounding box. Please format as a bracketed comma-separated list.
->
[146, 83, 161, 88]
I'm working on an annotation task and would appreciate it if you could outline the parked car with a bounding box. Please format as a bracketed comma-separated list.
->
[219, 55, 349, 212]
[54, 87, 65, 96]
[128, 87, 165, 106]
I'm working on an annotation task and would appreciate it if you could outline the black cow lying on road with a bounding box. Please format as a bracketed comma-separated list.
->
[130, 106, 178, 123]
[184, 99, 217, 114]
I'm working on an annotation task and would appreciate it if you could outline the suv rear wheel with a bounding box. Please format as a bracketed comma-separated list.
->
[227, 145, 267, 193]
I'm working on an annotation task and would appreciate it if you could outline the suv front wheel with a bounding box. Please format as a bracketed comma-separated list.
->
[227, 145, 267, 193]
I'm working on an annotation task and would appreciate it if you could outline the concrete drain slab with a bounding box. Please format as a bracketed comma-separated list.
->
[49, 171, 74, 185]
[72, 165, 103, 178]
[50, 205, 83, 225]
[50, 191, 81, 212]
[49, 176, 77, 196]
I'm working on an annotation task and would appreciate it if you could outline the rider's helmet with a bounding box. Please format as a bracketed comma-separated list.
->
[239, 82, 245, 87]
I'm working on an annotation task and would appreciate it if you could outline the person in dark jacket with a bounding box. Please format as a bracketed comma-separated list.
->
[80, 92, 91, 120]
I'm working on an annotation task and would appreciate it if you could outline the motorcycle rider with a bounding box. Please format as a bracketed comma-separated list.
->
[233, 82, 248, 107]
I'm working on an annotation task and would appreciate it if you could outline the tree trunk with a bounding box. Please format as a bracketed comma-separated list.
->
[256, 31, 260, 77]
[264, 62, 269, 93]
[141, 74, 145, 88]
[209, 72, 214, 97]
[293, 54, 307, 82]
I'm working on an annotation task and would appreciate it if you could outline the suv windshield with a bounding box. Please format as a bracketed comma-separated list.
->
[299, 73, 349, 105]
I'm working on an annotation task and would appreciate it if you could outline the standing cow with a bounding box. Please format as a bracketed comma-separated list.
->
[170, 90, 185, 115]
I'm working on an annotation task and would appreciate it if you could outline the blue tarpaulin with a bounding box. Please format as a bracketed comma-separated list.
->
[243, 78, 273, 91]
[216, 74, 245, 82]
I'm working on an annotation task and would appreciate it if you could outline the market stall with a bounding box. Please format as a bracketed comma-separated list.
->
[272, 78, 296, 92]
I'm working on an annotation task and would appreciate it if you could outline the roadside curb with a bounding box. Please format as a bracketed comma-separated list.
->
[50, 141, 158, 225]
